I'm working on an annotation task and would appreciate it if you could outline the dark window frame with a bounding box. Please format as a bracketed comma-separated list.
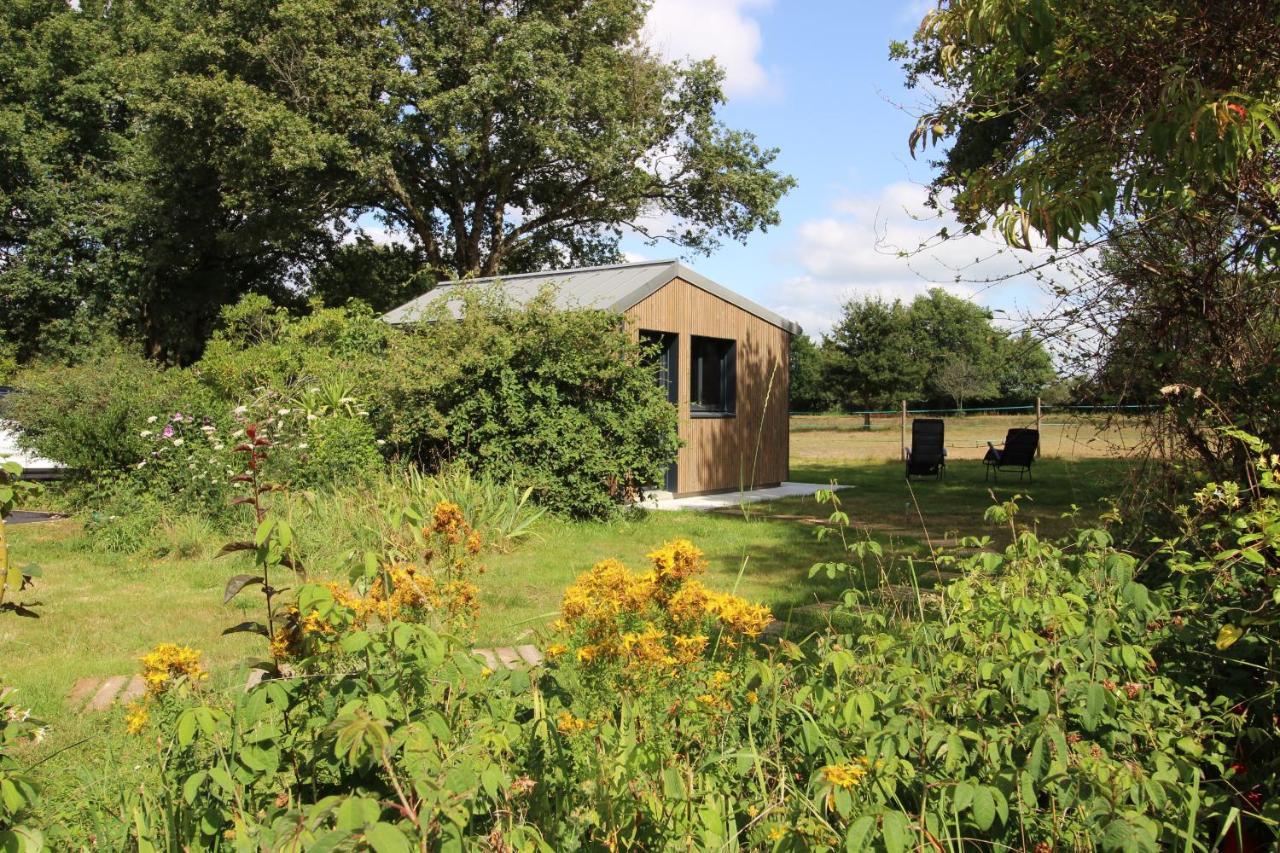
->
[690, 335, 736, 417]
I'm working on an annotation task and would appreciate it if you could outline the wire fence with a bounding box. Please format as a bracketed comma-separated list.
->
[789, 403, 1157, 417]
[787, 400, 1154, 459]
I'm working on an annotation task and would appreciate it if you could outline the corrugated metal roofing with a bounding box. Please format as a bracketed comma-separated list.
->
[380, 259, 802, 335]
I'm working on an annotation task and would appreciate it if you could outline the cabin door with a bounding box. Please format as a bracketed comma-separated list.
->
[640, 330, 679, 493]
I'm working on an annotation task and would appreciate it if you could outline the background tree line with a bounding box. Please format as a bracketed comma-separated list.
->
[0, 0, 793, 366]
[789, 288, 1060, 415]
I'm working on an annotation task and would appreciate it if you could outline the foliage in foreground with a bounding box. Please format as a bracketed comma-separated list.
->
[104, 508, 1245, 851]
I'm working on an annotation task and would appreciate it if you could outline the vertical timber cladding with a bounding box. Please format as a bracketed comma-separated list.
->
[625, 277, 791, 495]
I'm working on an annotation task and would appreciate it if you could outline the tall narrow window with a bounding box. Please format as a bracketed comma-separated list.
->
[690, 335, 736, 416]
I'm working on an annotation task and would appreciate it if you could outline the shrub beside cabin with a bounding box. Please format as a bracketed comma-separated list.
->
[383, 260, 800, 497]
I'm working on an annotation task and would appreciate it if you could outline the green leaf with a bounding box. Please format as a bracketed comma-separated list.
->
[1084, 682, 1106, 731]
[971, 786, 996, 831]
[254, 516, 276, 547]
[881, 811, 910, 853]
[844, 815, 876, 851]
[365, 822, 412, 853]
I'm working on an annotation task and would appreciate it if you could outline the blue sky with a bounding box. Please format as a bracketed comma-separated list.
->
[630, 0, 1057, 337]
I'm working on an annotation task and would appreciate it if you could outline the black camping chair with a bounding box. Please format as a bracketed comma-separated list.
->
[984, 428, 1039, 481]
[905, 418, 946, 479]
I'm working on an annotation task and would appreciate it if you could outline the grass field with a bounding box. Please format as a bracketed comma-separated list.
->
[3, 415, 1136, 723]
[792, 412, 1144, 461]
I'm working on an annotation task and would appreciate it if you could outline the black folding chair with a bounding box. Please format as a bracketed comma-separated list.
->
[905, 418, 946, 480]
[984, 428, 1039, 481]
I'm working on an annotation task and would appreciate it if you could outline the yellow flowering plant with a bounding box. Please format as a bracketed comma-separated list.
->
[546, 539, 773, 729]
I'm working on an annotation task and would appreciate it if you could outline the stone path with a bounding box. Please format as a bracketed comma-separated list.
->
[65, 675, 147, 711]
[67, 646, 548, 711]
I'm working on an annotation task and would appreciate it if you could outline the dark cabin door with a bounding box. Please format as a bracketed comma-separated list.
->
[640, 331, 679, 492]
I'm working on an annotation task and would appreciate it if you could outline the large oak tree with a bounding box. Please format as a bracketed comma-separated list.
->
[1, 0, 794, 362]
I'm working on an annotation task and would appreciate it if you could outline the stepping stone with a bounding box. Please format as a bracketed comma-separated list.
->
[87, 675, 128, 711]
[244, 669, 266, 691]
[117, 675, 146, 705]
[66, 677, 101, 709]
[494, 647, 524, 670]
[472, 648, 499, 670]
[515, 645, 543, 666]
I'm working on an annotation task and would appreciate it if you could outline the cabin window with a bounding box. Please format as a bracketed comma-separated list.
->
[690, 335, 736, 416]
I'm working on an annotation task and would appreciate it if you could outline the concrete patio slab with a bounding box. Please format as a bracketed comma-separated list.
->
[643, 482, 844, 512]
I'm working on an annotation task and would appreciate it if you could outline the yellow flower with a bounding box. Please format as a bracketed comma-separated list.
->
[555, 710, 591, 735]
[480, 667, 494, 679]
[545, 643, 569, 659]
[576, 645, 598, 664]
[767, 825, 787, 841]
[672, 633, 709, 663]
[647, 539, 706, 583]
[822, 761, 868, 790]
[431, 501, 466, 540]
[139, 643, 207, 695]
[124, 700, 150, 735]
[746, 690, 759, 704]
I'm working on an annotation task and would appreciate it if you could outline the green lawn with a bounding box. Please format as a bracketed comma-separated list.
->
[2, 456, 1130, 721]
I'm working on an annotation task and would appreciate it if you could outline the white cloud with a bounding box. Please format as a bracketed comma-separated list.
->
[643, 0, 776, 99]
[770, 182, 1069, 337]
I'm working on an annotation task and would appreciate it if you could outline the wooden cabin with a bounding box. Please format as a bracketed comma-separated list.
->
[382, 259, 801, 497]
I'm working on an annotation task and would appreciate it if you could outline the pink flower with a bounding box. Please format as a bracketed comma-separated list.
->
[162, 424, 174, 438]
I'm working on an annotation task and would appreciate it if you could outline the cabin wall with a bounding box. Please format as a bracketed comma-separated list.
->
[625, 277, 790, 495]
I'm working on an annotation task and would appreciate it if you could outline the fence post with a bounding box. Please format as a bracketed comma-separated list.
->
[1035, 396, 1042, 457]
[900, 400, 907, 460]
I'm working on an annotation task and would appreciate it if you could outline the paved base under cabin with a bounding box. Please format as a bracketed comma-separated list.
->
[643, 482, 842, 512]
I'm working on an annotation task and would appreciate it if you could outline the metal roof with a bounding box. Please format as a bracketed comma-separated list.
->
[380, 259, 802, 335]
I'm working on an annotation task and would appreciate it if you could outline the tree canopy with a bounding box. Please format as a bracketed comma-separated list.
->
[894, 0, 1280, 261]
[817, 289, 1056, 413]
[0, 0, 795, 363]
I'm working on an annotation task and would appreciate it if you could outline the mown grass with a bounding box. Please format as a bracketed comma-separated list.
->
[3, 455, 1133, 718]
[792, 412, 1144, 460]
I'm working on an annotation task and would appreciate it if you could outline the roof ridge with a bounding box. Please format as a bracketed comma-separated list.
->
[440, 258, 678, 286]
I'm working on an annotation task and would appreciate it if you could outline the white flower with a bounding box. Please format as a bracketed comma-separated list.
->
[173, 438, 184, 446]
[212, 443, 224, 451]
[201, 425, 216, 433]
[307, 414, 318, 422]
[233, 429, 245, 438]
[31, 726, 47, 745]
[234, 405, 248, 415]
[297, 442, 309, 449]
[139, 430, 152, 438]
[277, 408, 291, 416]
[357, 411, 369, 417]
[376, 439, 386, 446]
[136, 460, 147, 469]
[146, 415, 158, 424]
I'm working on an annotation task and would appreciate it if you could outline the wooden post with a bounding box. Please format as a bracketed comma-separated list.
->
[900, 400, 907, 460]
[1035, 396, 1042, 457]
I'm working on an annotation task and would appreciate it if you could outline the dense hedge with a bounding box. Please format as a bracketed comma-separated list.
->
[4, 290, 679, 521]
